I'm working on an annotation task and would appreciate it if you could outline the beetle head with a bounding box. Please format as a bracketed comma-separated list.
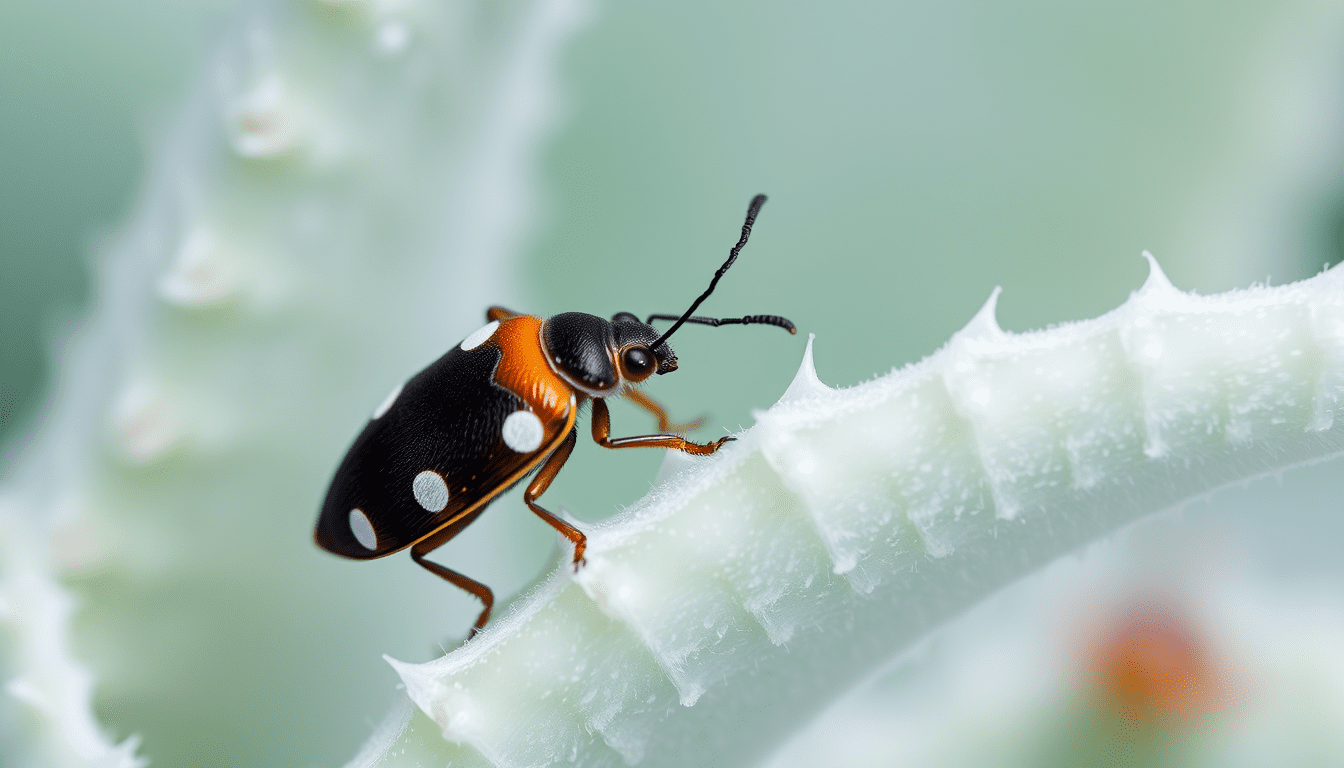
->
[611, 312, 677, 377]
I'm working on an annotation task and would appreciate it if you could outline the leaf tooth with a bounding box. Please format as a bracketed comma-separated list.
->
[227, 73, 302, 160]
[956, 286, 1007, 344]
[157, 226, 244, 308]
[106, 378, 183, 465]
[1137, 250, 1181, 300]
[773, 334, 833, 407]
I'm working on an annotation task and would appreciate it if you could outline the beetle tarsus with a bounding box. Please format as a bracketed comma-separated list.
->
[466, 606, 491, 639]
[591, 399, 735, 456]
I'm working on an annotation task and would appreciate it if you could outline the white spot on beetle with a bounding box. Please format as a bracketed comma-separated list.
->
[372, 383, 403, 419]
[460, 321, 499, 351]
[350, 508, 377, 550]
[502, 410, 544, 453]
[413, 470, 449, 512]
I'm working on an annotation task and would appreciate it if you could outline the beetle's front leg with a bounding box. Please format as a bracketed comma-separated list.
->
[591, 398, 733, 456]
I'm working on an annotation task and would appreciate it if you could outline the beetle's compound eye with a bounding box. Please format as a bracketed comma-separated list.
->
[622, 346, 656, 378]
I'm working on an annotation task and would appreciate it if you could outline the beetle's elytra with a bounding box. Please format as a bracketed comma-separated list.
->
[316, 195, 795, 636]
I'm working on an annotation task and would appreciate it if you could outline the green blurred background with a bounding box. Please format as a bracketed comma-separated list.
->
[6, 0, 1343, 503]
[5, 0, 1344, 765]
[0, 0, 239, 445]
[7, 0, 1342, 470]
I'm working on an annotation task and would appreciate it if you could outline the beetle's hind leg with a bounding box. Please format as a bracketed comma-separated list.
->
[591, 399, 733, 455]
[524, 428, 587, 569]
[624, 387, 708, 433]
[411, 512, 493, 637]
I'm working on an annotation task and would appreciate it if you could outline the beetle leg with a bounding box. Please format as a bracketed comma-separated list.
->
[591, 398, 734, 456]
[524, 428, 587, 569]
[411, 509, 494, 637]
[486, 306, 521, 321]
[624, 387, 708, 433]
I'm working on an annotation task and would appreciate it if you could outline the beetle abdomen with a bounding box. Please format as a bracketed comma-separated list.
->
[317, 315, 577, 560]
[318, 342, 520, 558]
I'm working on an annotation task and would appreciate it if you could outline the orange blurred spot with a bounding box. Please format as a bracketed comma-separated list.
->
[1091, 605, 1217, 722]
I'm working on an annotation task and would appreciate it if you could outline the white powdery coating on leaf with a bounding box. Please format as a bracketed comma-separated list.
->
[383, 258, 1344, 768]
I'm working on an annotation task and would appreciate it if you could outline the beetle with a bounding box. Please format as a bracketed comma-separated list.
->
[315, 194, 795, 635]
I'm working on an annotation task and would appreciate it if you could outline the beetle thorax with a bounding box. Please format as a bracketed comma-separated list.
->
[542, 312, 676, 397]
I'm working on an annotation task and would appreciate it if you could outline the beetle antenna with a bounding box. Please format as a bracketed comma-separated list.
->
[646, 313, 797, 335]
[651, 194, 768, 348]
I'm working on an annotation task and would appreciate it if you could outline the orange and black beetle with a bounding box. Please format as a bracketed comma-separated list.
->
[316, 195, 794, 635]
